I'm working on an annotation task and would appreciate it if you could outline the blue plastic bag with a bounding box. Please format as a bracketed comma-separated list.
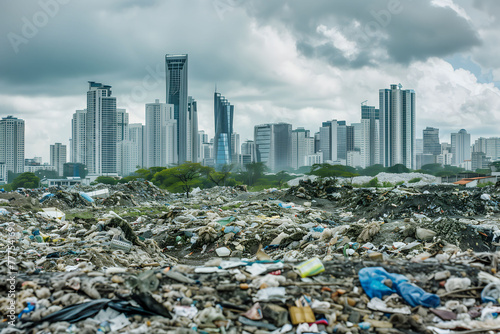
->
[396, 281, 440, 308]
[358, 267, 440, 308]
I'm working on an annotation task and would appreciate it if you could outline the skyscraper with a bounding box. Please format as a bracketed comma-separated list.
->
[165, 54, 188, 163]
[85, 82, 117, 175]
[0, 116, 25, 176]
[379, 84, 416, 169]
[187, 96, 198, 162]
[291, 128, 313, 170]
[116, 108, 129, 142]
[360, 105, 380, 168]
[214, 92, 234, 167]
[319, 120, 338, 162]
[128, 123, 145, 169]
[423, 127, 440, 155]
[50, 143, 67, 176]
[71, 109, 86, 164]
[145, 99, 177, 168]
[451, 129, 471, 166]
[254, 123, 291, 172]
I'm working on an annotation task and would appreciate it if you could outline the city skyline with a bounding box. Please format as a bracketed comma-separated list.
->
[2, 1, 500, 161]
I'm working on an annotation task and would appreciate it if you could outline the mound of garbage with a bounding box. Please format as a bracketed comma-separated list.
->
[3, 181, 500, 332]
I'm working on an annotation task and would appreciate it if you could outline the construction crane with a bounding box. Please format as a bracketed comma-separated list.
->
[361, 100, 368, 106]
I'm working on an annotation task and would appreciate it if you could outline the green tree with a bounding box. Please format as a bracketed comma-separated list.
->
[12, 172, 40, 189]
[244, 162, 267, 186]
[358, 164, 385, 176]
[308, 163, 358, 178]
[206, 164, 233, 186]
[95, 176, 118, 185]
[275, 170, 290, 189]
[366, 177, 380, 188]
[386, 164, 410, 174]
[152, 162, 209, 197]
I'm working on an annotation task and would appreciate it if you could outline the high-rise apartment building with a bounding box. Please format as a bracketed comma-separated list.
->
[451, 129, 471, 166]
[187, 96, 198, 162]
[474, 137, 500, 161]
[423, 127, 440, 155]
[337, 121, 348, 162]
[379, 84, 416, 169]
[360, 105, 380, 168]
[291, 128, 314, 170]
[85, 82, 117, 175]
[254, 123, 292, 172]
[214, 92, 234, 167]
[50, 143, 67, 176]
[116, 108, 129, 142]
[128, 123, 145, 169]
[145, 99, 177, 168]
[165, 54, 189, 163]
[0, 116, 25, 176]
[71, 109, 86, 164]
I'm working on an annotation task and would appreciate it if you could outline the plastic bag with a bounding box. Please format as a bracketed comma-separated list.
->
[482, 283, 500, 304]
[358, 267, 440, 308]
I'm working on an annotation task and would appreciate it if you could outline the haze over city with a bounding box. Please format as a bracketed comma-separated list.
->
[1, 0, 500, 162]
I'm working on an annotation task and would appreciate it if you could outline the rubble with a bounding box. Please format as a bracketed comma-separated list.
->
[2, 179, 500, 332]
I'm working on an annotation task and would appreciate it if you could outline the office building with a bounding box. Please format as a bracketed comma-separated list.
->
[379, 84, 416, 169]
[451, 129, 471, 166]
[145, 99, 177, 168]
[214, 92, 234, 167]
[50, 143, 67, 176]
[471, 151, 490, 171]
[116, 140, 138, 177]
[85, 82, 117, 175]
[71, 109, 86, 164]
[241, 140, 255, 164]
[423, 127, 440, 155]
[337, 121, 348, 162]
[165, 54, 189, 163]
[254, 123, 292, 172]
[319, 120, 338, 162]
[0, 116, 25, 176]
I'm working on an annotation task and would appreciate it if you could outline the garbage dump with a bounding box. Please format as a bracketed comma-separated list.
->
[2, 178, 500, 332]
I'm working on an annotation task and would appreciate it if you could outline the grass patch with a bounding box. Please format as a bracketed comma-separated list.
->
[478, 181, 495, 188]
[66, 211, 95, 220]
[408, 177, 422, 183]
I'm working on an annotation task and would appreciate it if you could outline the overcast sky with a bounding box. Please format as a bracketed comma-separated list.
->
[1, 0, 500, 162]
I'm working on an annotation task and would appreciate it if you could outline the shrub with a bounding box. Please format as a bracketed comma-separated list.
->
[408, 177, 421, 183]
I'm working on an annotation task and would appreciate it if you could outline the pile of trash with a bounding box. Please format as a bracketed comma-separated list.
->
[4, 251, 500, 333]
[287, 179, 500, 219]
[4, 180, 500, 332]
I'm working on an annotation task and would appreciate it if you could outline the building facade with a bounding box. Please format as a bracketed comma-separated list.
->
[0, 116, 25, 176]
[451, 129, 471, 166]
[50, 143, 67, 176]
[165, 54, 189, 163]
[254, 123, 292, 172]
[145, 99, 177, 168]
[71, 109, 86, 164]
[85, 82, 117, 175]
[423, 127, 440, 155]
[214, 92, 234, 167]
[379, 84, 416, 169]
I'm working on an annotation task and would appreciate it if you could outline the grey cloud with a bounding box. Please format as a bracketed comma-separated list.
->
[244, 0, 481, 67]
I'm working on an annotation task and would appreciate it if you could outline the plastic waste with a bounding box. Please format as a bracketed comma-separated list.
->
[295, 257, 325, 278]
[358, 267, 440, 308]
[445, 277, 471, 292]
[217, 216, 236, 226]
[278, 202, 295, 209]
[216, 247, 231, 257]
[481, 194, 492, 201]
[241, 303, 263, 320]
[238, 316, 277, 330]
[482, 283, 500, 304]
[18, 302, 36, 319]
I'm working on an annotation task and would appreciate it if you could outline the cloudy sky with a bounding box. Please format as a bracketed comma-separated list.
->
[1, 0, 500, 162]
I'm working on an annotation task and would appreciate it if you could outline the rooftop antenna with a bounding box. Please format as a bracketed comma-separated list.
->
[398, 83, 403, 89]
[361, 100, 368, 106]
[215, 83, 217, 93]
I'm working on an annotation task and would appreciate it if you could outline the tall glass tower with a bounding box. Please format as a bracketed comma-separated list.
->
[214, 91, 234, 168]
[165, 54, 188, 163]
